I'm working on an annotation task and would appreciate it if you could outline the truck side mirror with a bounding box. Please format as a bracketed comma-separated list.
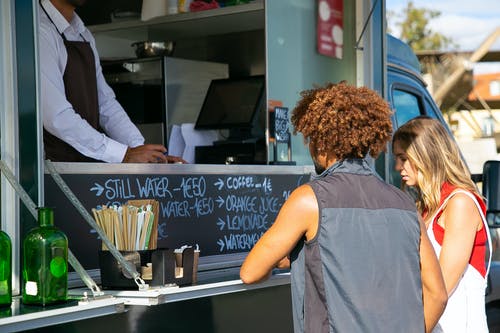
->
[482, 160, 500, 228]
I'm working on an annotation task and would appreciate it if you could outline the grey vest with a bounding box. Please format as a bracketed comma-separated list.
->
[290, 159, 424, 333]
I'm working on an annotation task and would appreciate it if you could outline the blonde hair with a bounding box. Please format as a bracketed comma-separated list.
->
[392, 116, 478, 216]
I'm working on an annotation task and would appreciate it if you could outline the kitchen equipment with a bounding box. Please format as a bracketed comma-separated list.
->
[131, 41, 175, 58]
[102, 57, 228, 147]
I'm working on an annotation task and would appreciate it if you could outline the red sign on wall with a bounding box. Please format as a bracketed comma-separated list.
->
[317, 0, 344, 59]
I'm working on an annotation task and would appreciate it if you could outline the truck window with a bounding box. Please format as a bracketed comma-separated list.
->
[393, 89, 422, 127]
[423, 98, 441, 119]
[386, 88, 424, 187]
[380, 88, 424, 187]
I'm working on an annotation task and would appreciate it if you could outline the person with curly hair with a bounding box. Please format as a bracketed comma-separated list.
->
[240, 82, 447, 333]
[393, 116, 492, 332]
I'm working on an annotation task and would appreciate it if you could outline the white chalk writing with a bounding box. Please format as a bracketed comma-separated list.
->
[136, 177, 172, 198]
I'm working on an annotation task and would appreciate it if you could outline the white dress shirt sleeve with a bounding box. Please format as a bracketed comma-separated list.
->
[87, 31, 145, 149]
[39, 4, 144, 163]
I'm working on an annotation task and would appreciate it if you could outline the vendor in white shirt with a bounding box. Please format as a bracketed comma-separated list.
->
[39, 0, 184, 163]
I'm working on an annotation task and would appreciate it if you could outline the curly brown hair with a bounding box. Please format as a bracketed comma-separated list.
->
[291, 81, 393, 159]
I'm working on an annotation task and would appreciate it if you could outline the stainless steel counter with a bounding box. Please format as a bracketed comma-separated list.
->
[69, 273, 291, 306]
[46, 161, 313, 175]
[0, 297, 125, 332]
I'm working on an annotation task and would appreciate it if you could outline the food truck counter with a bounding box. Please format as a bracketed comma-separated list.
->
[17, 162, 310, 332]
[69, 272, 291, 306]
[0, 296, 125, 332]
[0, 271, 291, 332]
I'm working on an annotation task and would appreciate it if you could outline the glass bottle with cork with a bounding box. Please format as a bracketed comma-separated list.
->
[22, 207, 68, 306]
[0, 229, 11, 308]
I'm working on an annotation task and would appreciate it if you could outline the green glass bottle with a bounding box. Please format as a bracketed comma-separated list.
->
[22, 207, 68, 306]
[0, 230, 11, 307]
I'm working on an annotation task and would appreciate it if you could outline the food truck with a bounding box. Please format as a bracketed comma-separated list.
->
[2, 1, 500, 332]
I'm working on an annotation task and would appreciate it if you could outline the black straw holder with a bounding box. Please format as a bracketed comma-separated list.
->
[98, 248, 196, 289]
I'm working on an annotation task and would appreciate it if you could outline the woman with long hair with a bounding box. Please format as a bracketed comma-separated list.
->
[392, 116, 492, 332]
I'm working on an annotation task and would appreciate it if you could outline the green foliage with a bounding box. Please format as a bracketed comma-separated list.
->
[388, 1, 456, 51]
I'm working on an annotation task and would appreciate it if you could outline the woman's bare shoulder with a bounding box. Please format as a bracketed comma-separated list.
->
[443, 190, 482, 229]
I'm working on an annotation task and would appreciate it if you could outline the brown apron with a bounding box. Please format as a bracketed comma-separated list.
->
[42, 5, 103, 162]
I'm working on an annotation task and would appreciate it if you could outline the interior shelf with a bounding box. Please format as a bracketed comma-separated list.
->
[88, 0, 264, 40]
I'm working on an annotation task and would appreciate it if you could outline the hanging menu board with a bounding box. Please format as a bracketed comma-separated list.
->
[273, 106, 290, 143]
[44, 172, 309, 270]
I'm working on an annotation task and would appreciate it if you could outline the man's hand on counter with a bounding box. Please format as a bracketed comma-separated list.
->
[122, 144, 187, 164]
[164, 154, 189, 164]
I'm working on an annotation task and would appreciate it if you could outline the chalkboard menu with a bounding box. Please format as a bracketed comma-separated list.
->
[45, 172, 309, 270]
[270, 106, 290, 143]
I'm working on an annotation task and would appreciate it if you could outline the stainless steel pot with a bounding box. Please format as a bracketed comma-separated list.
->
[131, 41, 175, 58]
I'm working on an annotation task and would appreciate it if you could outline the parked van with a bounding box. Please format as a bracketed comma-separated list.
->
[381, 34, 500, 331]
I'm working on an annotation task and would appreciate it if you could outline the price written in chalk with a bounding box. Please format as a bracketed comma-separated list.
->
[213, 176, 272, 193]
[74, 173, 306, 257]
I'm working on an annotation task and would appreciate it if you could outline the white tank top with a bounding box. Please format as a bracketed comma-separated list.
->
[428, 190, 492, 333]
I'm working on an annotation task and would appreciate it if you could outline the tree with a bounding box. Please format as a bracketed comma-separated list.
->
[388, 1, 455, 51]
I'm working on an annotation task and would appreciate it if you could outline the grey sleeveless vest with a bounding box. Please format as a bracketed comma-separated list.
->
[290, 159, 424, 333]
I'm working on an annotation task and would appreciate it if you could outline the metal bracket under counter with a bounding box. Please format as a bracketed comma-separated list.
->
[0, 297, 125, 333]
[69, 273, 291, 307]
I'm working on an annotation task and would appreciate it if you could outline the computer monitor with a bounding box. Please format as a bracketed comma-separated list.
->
[194, 75, 265, 142]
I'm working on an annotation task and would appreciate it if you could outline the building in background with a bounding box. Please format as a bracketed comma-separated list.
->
[416, 28, 500, 174]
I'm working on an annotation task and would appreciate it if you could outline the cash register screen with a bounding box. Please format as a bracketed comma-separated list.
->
[194, 75, 265, 138]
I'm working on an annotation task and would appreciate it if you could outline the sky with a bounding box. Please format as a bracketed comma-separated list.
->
[386, 0, 500, 73]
